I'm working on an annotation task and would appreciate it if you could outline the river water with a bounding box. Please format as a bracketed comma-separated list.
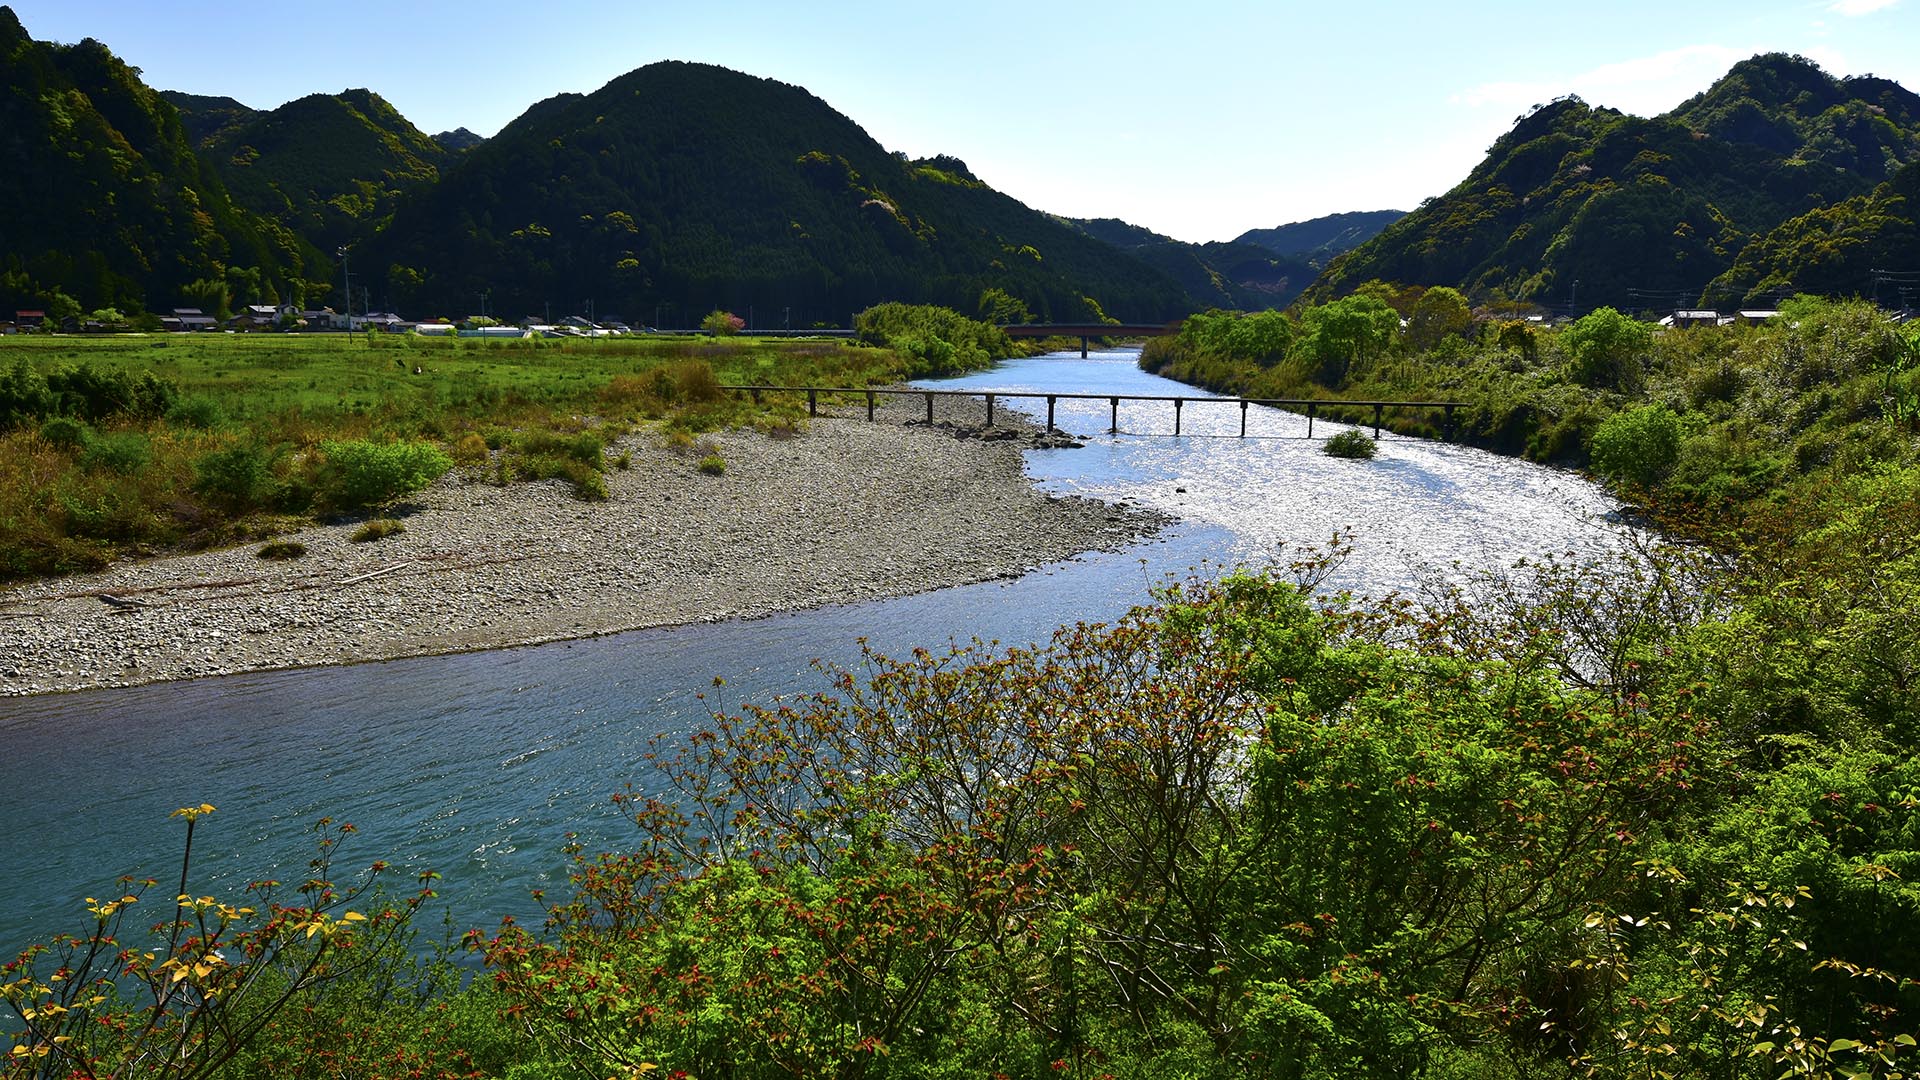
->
[0, 350, 1624, 954]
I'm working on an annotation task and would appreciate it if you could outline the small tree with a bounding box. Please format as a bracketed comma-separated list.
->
[1589, 403, 1683, 488]
[701, 310, 745, 336]
[1562, 306, 1652, 391]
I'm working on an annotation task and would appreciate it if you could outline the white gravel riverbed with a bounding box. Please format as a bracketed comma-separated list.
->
[0, 397, 1167, 696]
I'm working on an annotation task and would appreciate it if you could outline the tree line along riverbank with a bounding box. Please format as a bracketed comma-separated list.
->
[6, 298, 1920, 1077]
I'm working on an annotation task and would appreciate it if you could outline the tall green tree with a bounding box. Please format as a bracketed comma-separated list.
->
[1294, 294, 1400, 385]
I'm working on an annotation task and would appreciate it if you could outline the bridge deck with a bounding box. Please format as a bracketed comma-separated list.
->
[999, 323, 1180, 337]
[719, 385, 1465, 440]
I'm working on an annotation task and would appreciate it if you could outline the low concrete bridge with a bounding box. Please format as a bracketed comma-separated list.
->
[720, 384, 1466, 441]
[999, 322, 1182, 357]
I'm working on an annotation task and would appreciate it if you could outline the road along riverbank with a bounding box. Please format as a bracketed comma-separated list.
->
[0, 396, 1167, 696]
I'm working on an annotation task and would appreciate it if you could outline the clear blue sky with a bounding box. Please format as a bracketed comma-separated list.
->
[10, 0, 1918, 242]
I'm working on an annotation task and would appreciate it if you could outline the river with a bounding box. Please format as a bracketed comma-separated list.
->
[0, 350, 1624, 955]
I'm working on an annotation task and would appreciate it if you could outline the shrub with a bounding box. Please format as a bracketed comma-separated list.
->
[317, 440, 452, 511]
[351, 518, 406, 542]
[192, 444, 276, 511]
[257, 540, 307, 560]
[451, 432, 489, 465]
[1323, 429, 1378, 459]
[696, 453, 727, 475]
[79, 431, 150, 475]
[1589, 404, 1683, 489]
[38, 416, 88, 450]
[166, 395, 225, 430]
[671, 359, 722, 404]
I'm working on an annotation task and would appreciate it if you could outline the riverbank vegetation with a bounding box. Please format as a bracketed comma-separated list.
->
[0, 308, 1002, 580]
[7, 299, 1920, 1077]
[1143, 292, 1919, 509]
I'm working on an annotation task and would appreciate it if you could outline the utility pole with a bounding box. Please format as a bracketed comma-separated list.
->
[336, 245, 351, 333]
[784, 305, 790, 332]
[1570, 279, 1580, 318]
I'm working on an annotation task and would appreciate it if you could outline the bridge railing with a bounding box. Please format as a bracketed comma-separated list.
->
[718, 385, 1467, 440]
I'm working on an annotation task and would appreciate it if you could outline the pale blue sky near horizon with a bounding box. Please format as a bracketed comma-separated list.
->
[9, 0, 1918, 243]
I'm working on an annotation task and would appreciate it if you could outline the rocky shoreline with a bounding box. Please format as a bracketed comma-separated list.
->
[0, 396, 1168, 697]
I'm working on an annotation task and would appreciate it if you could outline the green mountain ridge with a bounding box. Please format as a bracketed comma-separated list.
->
[157, 90, 256, 146]
[0, 7, 299, 319]
[1234, 209, 1405, 258]
[200, 88, 449, 261]
[364, 61, 1193, 323]
[1311, 53, 1920, 310]
[1058, 211, 1401, 312]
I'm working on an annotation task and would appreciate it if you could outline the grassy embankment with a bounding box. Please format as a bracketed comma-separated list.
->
[8, 300, 1920, 1078]
[0, 305, 1012, 581]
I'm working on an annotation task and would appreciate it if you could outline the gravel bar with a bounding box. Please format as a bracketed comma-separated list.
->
[1, 395, 1168, 696]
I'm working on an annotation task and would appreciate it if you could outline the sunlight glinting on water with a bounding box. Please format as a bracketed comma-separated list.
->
[926, 350, 1627, 593]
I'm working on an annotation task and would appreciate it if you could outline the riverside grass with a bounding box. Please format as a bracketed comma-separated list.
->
[0, 330, 965, 580]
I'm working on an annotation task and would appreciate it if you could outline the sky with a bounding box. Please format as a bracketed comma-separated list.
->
[9, 0, 1919, 243]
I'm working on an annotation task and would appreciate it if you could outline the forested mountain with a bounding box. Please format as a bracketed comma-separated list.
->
[1310, 54, 1920, 309]
[158, 90, 256, 145]
[1234, 209, 1404, 259]
[197, 89, 449, 257]
[0, 7, 300, 319]
[365, 62, 1192, 324]
[1060, 217, 1323, 310]
[431, 127, 485, 153]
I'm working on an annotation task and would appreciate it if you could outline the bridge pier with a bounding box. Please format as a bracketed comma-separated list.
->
[1374, 403, 1384, 438]
[1240, 400, 1248, 437]
[1080, 335, 1089, 359]
[1109, 397, 1119, 434]
[1174, 398, 1183, 436]
[986, 394, 995, 426]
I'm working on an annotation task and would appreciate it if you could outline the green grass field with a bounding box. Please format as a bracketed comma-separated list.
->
[0, 331, 933, 579]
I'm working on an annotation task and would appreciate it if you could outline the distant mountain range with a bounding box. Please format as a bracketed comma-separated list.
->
[5, 8, 1916, 325]
[1058, 211, 1404, 311]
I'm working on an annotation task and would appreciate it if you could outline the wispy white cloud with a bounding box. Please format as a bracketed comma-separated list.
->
[1450, 44, 1785, 117]
[1828, 0, 1900, 16]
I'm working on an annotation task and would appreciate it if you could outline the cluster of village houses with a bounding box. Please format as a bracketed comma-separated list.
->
[6, 304, 1912, 337]
[2, 305, 644, 338]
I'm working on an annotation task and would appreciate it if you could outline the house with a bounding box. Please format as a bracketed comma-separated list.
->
[1671, 309, 1720, 328]
[170, 308, 219, 331]
[232, 304, 285, 331]
[299, 308, 336, 330]
[1736, 310, 1779, 325]
[14, 310, 46, 329]
[360, 311, 405, 332]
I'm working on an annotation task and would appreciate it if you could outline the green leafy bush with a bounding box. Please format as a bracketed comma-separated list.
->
[166, 395, 226, 430]
[257, 540, 307, 560]
[1589, 403, 1683, 488]
[1323, 429, 1378, 458]
[317, 440, 452, 511]
[37, 416, 87, 450]
[855, 303, 1011, 376]
[696, 452, 726, 475]
[192, 444, 276, 511]
[79, 431, 150, 475]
